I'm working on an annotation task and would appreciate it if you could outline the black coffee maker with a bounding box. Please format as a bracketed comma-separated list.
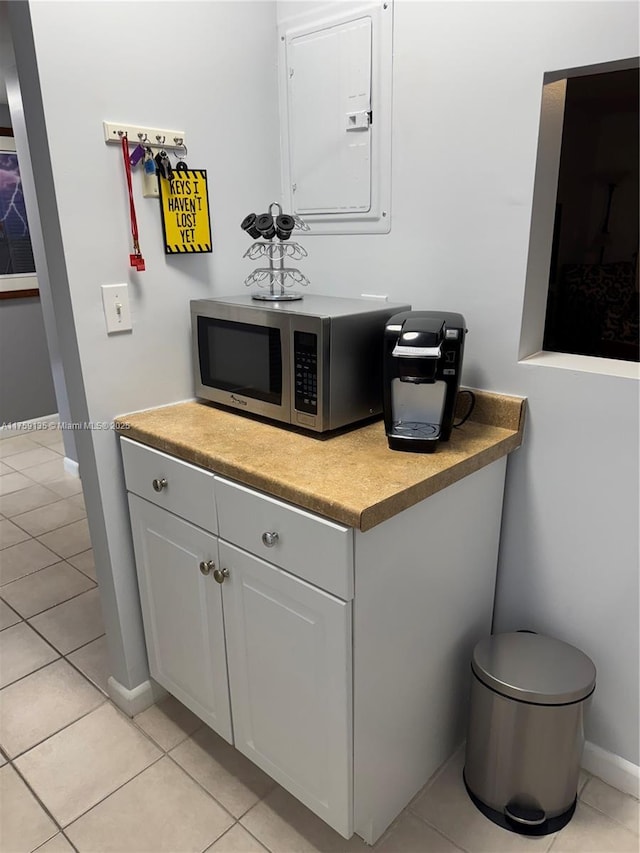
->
[383, 311, 466, 452]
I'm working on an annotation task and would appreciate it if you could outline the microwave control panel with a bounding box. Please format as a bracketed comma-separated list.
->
[294, 331, 318, 415]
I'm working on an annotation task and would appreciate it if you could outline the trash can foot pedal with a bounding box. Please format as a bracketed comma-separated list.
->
[505, 801, 545, 826]
[463, 771, 577, 836]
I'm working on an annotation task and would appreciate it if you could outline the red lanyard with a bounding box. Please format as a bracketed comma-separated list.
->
[121, 134, 145, 271]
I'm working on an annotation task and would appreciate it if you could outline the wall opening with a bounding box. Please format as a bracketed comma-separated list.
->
[519, 58, 639, 374]
[544, 68, 639, 363]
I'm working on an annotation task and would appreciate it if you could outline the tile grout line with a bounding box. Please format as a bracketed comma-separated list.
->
[575, 796, 640, 836]
[0, 477, 82, 512]
[67, 563, 97, 584]
[1, 449, 65, 472]
[6, 755, 66, 838]
[54, 707, 259, 850]
[5, 619, 104, 668]
[7, 501, 87, 538]
[6, 698, 110, 762]
[0, 626, 106, 693]
[0, 465, 67, 491]
[61, 635, 109, 695]
[48, 752, 167, 835]
[0, 653, 62, 691]
[405, 807, 473, 853]
[33, 532, 93, 562]
[0, 576, 99, 623]
[119, 712, 278, 847]
[1, 512, 102, 695]
[24, 600, 104, 658]
[6, 690, 165, 836]
[159, 745, 241, 824]
[0, 553, 94, 590]
[59, 830, 80, 853]
[163, 747, 276, 853]
[0, 537, 35, 553]
[213, 821, 275, 853]
[0, 557, 62, 586]
[0, 491, 71, 520]
[55, 830, 80, 853]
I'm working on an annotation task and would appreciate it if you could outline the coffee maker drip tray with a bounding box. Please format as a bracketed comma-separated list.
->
[390, 421, 441, 440]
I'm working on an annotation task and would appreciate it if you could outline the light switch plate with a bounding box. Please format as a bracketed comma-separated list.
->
[101, 283, 132, 334]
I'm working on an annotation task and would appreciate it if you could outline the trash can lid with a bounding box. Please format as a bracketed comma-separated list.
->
[472, 632, 596, 705]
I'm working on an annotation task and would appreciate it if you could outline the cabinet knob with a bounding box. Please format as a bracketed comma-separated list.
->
[213, 567, 230, 584]
[152, 478, 168, 492]
[261, 531, 279, 548]
[199, 560, 215, 575]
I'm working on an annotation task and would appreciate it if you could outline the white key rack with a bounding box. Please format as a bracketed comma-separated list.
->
[243, 203, 311, 302]
[103, 122, 187, 150]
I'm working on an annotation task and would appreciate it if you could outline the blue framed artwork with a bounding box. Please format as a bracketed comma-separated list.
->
[0, 135, 37, 297]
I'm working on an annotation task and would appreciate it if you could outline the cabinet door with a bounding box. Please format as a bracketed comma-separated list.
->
[128, 494, 232, 742]
[219, 541, 352, 838]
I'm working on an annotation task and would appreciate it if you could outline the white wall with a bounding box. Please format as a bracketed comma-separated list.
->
[10, 0, 281, 693]
[276, 1, 639, 767]
[0, 296, 57, 422]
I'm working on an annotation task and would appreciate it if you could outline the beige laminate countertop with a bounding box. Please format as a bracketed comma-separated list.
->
[115, 391, 526, 531]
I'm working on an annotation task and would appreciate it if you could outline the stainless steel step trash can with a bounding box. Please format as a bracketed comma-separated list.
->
[464, 631, 596, 836]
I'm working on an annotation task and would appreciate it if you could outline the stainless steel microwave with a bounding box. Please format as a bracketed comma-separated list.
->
[191, 295, 411, 432]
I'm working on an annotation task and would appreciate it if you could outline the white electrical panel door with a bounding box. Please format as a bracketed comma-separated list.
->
[289, 17, 372, 215]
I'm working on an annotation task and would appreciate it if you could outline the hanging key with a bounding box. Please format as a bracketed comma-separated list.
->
[154, 150, 173, 180]
[129, 144, 145, 167]
[143, 147, 156, 174]
[175, 143, 189, 172]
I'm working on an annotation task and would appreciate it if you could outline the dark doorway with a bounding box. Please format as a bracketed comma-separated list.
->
[544, 68, 639, 362]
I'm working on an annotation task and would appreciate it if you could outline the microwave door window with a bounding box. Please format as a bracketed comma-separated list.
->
[198, 317, 282, 405]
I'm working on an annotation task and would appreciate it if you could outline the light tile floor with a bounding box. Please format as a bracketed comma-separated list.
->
[1, 430, 638, 852]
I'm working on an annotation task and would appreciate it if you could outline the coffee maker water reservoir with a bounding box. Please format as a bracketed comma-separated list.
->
[383, 311, 467, 452]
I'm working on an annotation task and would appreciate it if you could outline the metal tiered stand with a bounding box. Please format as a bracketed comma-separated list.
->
[242, 203, 310, 301]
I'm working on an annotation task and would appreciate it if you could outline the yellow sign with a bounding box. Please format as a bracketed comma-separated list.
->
[159, 169, 212, 254]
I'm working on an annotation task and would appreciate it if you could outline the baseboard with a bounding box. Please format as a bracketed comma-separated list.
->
[0, 412, 59, 435]
[63, 456, 80, 478]
[583, 741, 640, 798]
[107, 676, 167, 717]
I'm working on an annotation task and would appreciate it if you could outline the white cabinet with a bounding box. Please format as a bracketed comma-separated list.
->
[122, 435, 508, 844]
[123, 440, 352, 837]
[127, 494, 232, 741]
